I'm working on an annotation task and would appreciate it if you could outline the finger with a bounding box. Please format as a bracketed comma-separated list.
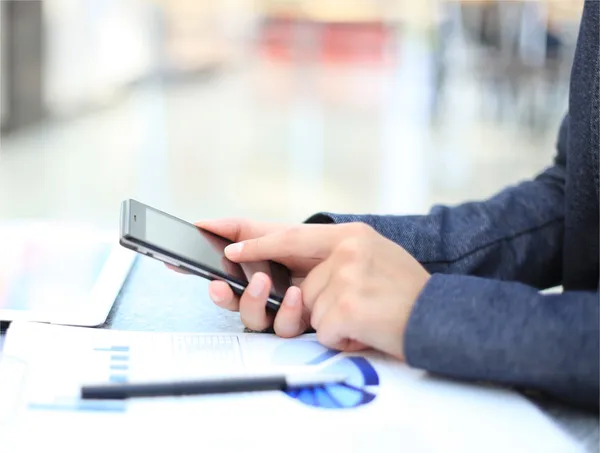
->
[309, 277, 343, 331]
[343, 341, 369, 353]
[299, 258, 333, 311]
[315, 308, 351, 352]
[224, 225, 339, 263]
[239, 273, 274, 331]
[315, 306, 368, 353]
[165, 263, 189, 274]
[195, 219, 286, 243]
[273, 287, 308, 338]
[208, 281, 239, 312]
[309, 292, 329, 332]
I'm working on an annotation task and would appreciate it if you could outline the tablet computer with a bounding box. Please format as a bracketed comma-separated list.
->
[0, 221, 136, 326]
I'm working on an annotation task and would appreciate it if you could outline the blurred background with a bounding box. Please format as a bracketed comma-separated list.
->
[0, 0, 585, 228]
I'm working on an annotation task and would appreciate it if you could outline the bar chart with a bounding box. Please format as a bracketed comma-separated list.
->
[27, 344, 132, 413]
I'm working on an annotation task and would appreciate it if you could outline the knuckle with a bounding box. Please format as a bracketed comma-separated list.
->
[231, 220, 245, 242]
[336, 265, 357, 286]
[283, 226, 301, 242]
[347, 222, 373, 237]
[336, 237, 364, 261]
[280, 227, 301, 255]
[337, 295, 357, 321]
[217, 218, 247, 243]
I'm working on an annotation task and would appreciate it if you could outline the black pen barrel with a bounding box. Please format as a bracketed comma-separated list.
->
[81, 375, 287, 400]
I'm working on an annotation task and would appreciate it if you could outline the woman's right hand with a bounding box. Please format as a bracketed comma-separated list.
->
[193, 219, 318, 338]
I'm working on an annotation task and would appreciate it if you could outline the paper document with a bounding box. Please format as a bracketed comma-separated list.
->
[0, 322, 583, 453]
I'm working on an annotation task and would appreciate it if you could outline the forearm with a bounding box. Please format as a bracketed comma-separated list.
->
[404, 274, 599, 410]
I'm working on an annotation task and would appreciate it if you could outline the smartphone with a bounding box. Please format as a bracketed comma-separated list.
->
[119, 199, 291, 312]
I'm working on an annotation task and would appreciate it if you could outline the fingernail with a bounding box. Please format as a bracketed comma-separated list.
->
[285, 287, 300, 307]
[209, 288, 224, 303]
[225, 242, 243, 257]
[248, 275, 265, 298]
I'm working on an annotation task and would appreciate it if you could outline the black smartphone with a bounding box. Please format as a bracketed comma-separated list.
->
[119, 199, 291, 312]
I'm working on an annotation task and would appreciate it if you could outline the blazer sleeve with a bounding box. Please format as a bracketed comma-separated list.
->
[404, 273, 599, 410]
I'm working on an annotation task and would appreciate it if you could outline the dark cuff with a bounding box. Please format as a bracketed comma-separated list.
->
[304, 213, 335, 224]
[304, 212, 369, 225]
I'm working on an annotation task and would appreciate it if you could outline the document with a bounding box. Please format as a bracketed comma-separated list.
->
[0, 322, 583, 453]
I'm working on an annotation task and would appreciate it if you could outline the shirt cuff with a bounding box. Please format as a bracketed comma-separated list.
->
[304, 212, 373, 225]
[304, 213, 335, 224]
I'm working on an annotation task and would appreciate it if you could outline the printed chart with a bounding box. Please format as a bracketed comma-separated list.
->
[271, 340, 379, 409]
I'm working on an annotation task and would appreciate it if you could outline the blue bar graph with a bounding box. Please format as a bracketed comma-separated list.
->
[28, 344, 132, 414]
[93, 346, 130, 352]
[109, 374, 128, 384]
[110, 364, 129, 371]
[29, 400, 126, 413]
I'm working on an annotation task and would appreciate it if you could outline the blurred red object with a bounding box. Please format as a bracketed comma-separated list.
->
[321, 22, 391, 65]
[259, 18, 397, 67]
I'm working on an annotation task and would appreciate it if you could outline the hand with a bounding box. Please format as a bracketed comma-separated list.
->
[192, 219, 321, 337]
[224, 222, 431, 360]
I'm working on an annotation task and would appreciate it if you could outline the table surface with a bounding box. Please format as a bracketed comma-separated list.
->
[2, 256, 599, 452]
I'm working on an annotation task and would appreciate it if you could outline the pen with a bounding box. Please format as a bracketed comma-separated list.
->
[80, 373, 346, 400]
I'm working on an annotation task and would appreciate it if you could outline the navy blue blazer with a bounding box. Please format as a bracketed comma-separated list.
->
[308, 1, 599, 410]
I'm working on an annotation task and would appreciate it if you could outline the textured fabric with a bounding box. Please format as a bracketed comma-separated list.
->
[306, 2, 599, 410]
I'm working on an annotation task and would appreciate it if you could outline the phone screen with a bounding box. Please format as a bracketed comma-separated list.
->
[143, 208, 291, 299]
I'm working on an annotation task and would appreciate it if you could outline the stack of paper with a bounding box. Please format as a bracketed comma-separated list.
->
[0, 322, 583, 453]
